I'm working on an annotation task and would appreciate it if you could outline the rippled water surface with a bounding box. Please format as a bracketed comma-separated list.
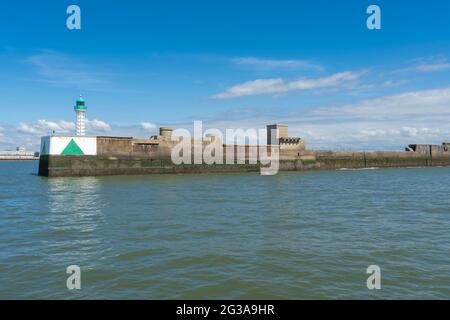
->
[1, 161, 450, 299]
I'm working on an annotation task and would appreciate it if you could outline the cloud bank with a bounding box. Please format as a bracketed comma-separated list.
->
[140, 122, 157, 131]
[212, 71, 363, 99]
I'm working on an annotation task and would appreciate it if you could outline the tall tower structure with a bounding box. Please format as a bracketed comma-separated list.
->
[266, 124, 288, 145]
[74, 95, 87, 136]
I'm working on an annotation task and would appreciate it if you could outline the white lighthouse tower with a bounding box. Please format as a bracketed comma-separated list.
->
[74, 95, 87, 136]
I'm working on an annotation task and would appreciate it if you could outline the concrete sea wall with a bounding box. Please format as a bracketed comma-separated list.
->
[38, 153, 450, 177]
[38, 135, 450, 177]
[38, 156, 261, 177]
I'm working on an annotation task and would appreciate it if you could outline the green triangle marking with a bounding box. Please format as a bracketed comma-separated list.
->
[61, 139, 84, 156]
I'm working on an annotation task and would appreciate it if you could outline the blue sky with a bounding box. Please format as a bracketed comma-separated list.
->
[1, 0, 450, 150]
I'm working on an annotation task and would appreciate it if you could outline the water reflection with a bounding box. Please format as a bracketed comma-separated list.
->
[44, 177, 106, 265]
[47, 177, 104, 221]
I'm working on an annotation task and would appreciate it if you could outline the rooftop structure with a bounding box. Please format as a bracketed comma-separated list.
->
[267, 124, 305, 151]
[266, 124, 288, 145]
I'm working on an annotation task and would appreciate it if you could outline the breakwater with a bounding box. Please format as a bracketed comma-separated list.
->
[38, 151, 450, 177]
[38, 126, 450, 177]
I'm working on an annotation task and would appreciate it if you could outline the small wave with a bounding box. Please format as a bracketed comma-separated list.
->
[338, 167, 379, 171]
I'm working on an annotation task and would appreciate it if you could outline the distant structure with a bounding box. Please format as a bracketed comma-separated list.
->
[0, 147, 39, 160]
[267, 124, 305, 152]
[74, 95, 87, 136]
[159, 127, 173, 140]
[266, 124, 288, 145]
[407, 142, 450, 155]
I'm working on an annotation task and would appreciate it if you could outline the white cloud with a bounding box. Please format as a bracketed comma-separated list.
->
[358, 127, 441, 139]
[212, 71, 363, 99]
[310, 86, 450, 118]
[400, 126, 419, 137]
[231, 57, 323, 71]
[141, 122, 157, 131]
[17, 123, 41, 135]
[414, 63, 450, 72]
[214, 79, 284, 99]
[17, 118, 110, 136]
[393, 57, 450, 74]
[18, 120, 75, 135]
[395, 63, 450, 74]
[86, 119, 111, 131]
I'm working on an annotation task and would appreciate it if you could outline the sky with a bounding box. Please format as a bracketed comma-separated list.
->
[1, 0, 450, 150]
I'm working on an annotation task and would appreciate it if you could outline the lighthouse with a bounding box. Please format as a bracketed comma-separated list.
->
[74, 95, 87, 136]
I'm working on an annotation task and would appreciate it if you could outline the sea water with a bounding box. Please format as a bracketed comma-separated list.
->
[1, 161, 449, 299]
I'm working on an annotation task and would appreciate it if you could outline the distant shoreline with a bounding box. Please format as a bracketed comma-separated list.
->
[0, 158, 39, 161]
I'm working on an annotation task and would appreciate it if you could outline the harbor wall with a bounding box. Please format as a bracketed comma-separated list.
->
[38, 156, 262, 177]
[38, 152, 450, 177]
[38, 135, 450, 177]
